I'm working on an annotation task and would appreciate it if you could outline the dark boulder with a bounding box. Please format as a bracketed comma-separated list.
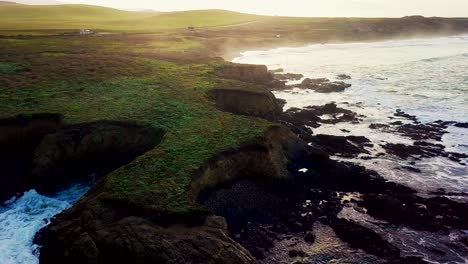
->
[296, 78, 351, 93]
[273, 73, 304, 81]
[329, 217, 400, 259]
[310, 134, 371, 158]
[304, 231, 316, 243]
[336, 74, 352, 80]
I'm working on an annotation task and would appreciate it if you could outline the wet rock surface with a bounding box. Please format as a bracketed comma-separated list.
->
[368, 109, 468, 164]
[280, 102, 361, 131]
[336, 74, 352, 80]
[272, 72, 304, 81]
[204, 99, 468, 263]
[309, 134, 372, 158]
[294, 78, 352, 93]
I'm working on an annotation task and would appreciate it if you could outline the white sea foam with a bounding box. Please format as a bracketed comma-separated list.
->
[0, 183, 90, 264]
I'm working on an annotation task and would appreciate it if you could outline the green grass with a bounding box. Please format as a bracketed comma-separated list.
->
[0, 62, 23, 74]
[0, 5, 262, 33]
[0, 35, 273, 217]
[2, 3, 467, 220]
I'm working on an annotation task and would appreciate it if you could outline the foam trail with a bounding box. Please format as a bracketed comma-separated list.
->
[0, 183, 90, 264]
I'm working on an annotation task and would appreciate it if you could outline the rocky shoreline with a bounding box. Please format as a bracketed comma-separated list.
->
[1, 62, 467, 263]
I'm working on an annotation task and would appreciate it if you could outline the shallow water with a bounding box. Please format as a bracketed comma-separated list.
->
[233, 35, 468, 196]
[0, 183, 91, 264]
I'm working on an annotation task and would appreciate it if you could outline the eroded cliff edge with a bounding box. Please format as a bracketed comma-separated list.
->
[25, 62, 299, 264]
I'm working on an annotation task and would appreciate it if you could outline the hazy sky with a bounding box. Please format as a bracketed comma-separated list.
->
[19, 0, 468, 17]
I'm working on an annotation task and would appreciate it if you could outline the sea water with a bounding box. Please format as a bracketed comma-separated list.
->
[0, 183, 91, 264]
[234, 35, 468, 196]
[234, 35, 468, 263]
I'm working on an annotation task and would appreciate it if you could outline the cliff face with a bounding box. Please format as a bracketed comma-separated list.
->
[0, 113, 63, 202]
[31, 121, 164, 194]
[209, 88, 283, 121]
[35, 126, 305, 264]
[210, 63, 284, 121]
[216, 63, 273, 85]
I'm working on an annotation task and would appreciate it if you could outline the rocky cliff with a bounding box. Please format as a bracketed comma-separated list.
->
[35, 125, 306, 264]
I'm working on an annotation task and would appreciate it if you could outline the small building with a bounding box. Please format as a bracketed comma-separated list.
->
[79, 29, 94, 35]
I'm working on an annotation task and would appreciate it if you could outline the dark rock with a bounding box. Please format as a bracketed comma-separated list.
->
[383, 143, 424, 159]
[397, 123, 448, 141]
[38, 214, 256, 264]
[394, 109, 418, 122]
[336, 74, 351, 80]
[454, 122, 468, 128]
[36, 126, 305, 264]
[310, 134, 371, 158]
[288, 249, 306, 258]
[304, 231, 316, 243]
[461, 236, 468, 247]
[369, 123, 390, 130]
[390, 121, 403, 125]
[210, 88, 283, 121]
[361, 193, 468, 231]
[280, 103, 359, 138]
[0, 113, 63, 202]
[382, 141, 466, 164]
[30, 121, 164, 195]
[216, 63, 273, 85]
[329, 217, 400, 259]
[400, 256, 430, 264]
[401, 166, 422, 173]
[273, 73, 304, 81]
[295, 78, 351, 93]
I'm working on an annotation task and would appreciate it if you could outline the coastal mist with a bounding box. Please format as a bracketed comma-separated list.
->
[234, 35, 468, 263]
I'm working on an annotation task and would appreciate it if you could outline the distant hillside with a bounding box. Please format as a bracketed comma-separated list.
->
[0, 1, 19, 5]
[12, 0, 63, 4]
[0, 4, 262, 33]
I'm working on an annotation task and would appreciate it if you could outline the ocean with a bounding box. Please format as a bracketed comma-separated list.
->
[233, 35, 468, 263]
[234, 35, 468, 196]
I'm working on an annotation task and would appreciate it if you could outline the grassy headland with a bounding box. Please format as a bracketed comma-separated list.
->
[1, 4, 468, 263]
[1, 1, 468, 218]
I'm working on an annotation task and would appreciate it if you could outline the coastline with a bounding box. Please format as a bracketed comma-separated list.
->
[1, 15, 468, 264]
[227, 37, 468, 263]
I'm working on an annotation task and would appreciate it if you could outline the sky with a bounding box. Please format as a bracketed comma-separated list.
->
[16, 0, 468, 17]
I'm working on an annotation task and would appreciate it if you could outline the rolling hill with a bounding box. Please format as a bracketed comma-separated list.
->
[0, 4, 262, 33]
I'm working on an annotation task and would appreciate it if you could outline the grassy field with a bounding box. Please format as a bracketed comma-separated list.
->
[0, 4, 262, 34]
[0, 29, 273, 215]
